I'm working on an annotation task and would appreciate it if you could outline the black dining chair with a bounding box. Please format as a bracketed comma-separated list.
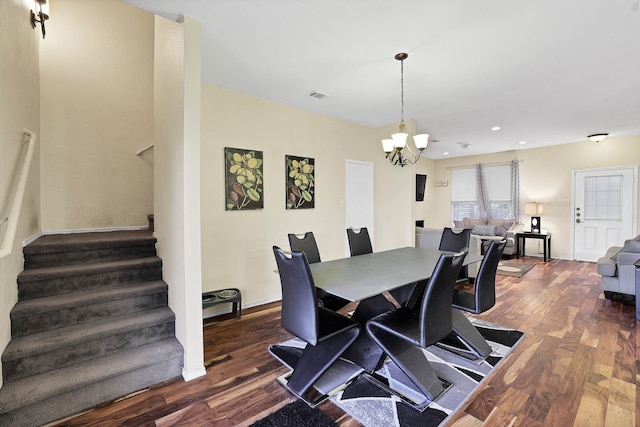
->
[441, 239, 507, 360]
[365, 249, 467, 405]
[287, 232, 350, 311]
[439, 227, 471, 282]
[346, 227, 373, 256]
[272, 246, 360, 404]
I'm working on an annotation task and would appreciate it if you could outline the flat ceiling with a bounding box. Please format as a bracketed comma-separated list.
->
[123, 0, 640, 159]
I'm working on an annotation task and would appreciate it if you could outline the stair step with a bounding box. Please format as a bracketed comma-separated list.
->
[17, 257, 162, 299]
[0, 338, 184, 427]
[3, 307, 176, 383]
[24, 230, 156, 269]
[11, 281, 168, 337]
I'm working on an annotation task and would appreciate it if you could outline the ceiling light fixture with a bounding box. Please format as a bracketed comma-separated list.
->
[30, 0, 49, 39]
[491, 126, 501, 131]
[381, 53, 429, 167]
[588, 133, 609, 143]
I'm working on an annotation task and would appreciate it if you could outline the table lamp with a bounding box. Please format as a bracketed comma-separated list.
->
[525, 202, 544, 233]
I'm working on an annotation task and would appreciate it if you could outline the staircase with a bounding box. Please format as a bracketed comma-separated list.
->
[0, 230, 184, 427]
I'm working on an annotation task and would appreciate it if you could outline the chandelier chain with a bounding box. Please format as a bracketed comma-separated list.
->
[400, 58, 404, 123]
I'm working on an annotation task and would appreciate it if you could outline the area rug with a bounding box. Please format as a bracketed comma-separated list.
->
[269, 318, 524, 427]
[249, 400, 337, 427]
[496, 261, 536, 278]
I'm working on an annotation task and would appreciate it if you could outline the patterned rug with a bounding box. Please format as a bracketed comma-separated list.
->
[269, 318, 524, 427]
[496, 261, 536, 278]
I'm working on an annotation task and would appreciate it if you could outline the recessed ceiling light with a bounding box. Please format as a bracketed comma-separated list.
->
[519, 141, 527, 145]
[491, 126, 501, 131]
[443, 152, 449, 156]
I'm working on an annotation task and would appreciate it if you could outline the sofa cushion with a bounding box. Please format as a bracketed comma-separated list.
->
[467, 217, 487, 227]
[488, 218, 516, 237]
[472, 224, 496, 236]
[612, 238, 640, 260]
[453, 220, 467, 229]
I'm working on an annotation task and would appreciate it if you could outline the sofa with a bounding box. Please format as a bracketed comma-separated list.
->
[416, 218, 523, 256]
[453, 217, 523, 257]
[596, 235, 640, 299]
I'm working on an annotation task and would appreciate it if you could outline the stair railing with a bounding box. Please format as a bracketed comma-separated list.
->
[136, 144, 154, 156]
[0, 129, 37, 260]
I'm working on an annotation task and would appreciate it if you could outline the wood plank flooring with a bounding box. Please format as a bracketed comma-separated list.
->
[51, 258, 636, 426]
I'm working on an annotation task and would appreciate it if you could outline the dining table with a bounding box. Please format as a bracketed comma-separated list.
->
[309, 246, 483, 371]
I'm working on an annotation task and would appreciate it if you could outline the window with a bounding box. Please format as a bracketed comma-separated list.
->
[451, 164, 514, 221]
[584, 175, 622, 220]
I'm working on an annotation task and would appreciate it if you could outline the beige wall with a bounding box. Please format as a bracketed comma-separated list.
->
[431, 136, 640, 259]
[39, 0, 154, 231]
[0, 0, 42, 387]
[200, 85, 416, 307]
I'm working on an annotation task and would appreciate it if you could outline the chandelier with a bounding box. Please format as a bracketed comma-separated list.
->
[381, 53, 429, 167]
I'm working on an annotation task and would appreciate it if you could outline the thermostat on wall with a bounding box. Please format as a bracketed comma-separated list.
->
[436, 180, 448, 187]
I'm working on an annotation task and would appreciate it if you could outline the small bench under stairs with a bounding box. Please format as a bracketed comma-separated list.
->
[0, 230, 184, 427]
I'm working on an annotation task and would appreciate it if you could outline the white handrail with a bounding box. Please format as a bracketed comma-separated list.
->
[136, 144, 154, 156]
[0, 129, 37, 260]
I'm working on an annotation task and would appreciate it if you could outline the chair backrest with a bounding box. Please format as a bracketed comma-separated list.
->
[418, 249, 467, 347]
[347, 227, 373, 256]
[288, 232, 321, 264]
[272, 246, 320, 345]
[438, 227, 471, 252]
[474, 239, 507, 312]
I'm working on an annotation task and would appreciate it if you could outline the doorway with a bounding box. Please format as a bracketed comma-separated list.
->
[572, 166, 637, 261]
[345, 160, 374, 257]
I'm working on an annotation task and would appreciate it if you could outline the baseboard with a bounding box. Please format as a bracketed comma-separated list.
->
[182, 366, 206, 382]
[202, 297, 280, 319]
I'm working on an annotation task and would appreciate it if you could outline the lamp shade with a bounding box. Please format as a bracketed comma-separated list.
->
[381, 139, 394, 153]
[391, 132, 408, 149]
[413, 134, 429, 149]
[525, 202, 544, 215]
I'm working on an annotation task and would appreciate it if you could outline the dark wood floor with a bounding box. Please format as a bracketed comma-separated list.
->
[52, 257, 636, 426]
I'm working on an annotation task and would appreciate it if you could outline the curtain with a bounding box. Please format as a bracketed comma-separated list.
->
[476, 163, 491, 219]
[511, 159, 521, 222]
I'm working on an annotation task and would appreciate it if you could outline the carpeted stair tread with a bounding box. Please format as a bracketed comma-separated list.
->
[11, 280, 167, 316]
[0, 338, 183, 413]
[23, 230, 155, 255]
[3, 307, 175, 362]
[17, 256, 162, 283]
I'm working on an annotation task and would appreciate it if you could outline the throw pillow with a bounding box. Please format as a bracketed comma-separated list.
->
[488, 218, 515, 236]
[472, 224, 497, 236]
[467, 218, 488, 227]
[453, 220, 467, 229]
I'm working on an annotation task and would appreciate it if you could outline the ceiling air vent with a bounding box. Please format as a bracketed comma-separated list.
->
[308, 91, 328, 99]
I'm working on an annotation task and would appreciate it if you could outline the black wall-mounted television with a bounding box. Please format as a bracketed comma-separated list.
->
[416, 174, 427, 201]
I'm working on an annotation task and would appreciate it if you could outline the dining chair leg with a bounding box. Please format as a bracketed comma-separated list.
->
[444, 309, 493, 360]
[286, 327, 359, 397]
[367, 325, 445, 403]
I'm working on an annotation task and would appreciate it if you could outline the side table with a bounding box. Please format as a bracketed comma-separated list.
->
[635, 260, 640, 320]
[516, 232, 552, 262]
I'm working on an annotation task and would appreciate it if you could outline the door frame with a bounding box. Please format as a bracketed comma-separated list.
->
[571, 165, 638, 260]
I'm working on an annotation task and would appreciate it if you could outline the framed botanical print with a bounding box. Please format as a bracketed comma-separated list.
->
[225, 147, 264, 210]
[286, 155, 315, 209]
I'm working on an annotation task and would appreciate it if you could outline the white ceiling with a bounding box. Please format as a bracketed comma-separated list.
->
[123, 0, 640, 159]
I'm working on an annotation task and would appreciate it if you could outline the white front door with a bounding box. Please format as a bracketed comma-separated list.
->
[572, 166, 637, 261]
[345, 160, 374, 257]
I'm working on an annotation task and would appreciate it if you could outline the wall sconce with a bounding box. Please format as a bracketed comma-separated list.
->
[525, 202, 545, 233]
[31, 0, 49, 39]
